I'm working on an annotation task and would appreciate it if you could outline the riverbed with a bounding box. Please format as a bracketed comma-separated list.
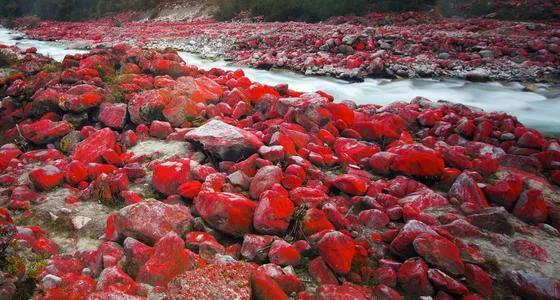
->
[1, 27, 559, 135]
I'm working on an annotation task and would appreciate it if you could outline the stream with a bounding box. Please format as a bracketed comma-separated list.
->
[1, 27, 559, 135]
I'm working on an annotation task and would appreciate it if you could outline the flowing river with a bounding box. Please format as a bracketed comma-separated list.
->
[1, 27, 559, 135]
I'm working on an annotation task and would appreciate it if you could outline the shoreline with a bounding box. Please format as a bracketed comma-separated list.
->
[9, 12, 560, 84]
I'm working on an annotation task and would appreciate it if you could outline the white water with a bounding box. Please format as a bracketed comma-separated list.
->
[1, 27, 559, 134]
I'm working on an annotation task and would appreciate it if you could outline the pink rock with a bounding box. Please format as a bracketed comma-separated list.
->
[241, 234, 276, 262]
[149, 120, 173, 139]
[110, 200, 193, 244]
[98, 102, 127, 129]
[315, 283, 372, 299]
[96, 266, 138, 295]
[127, 88, 171, 124]
[512, 239, 549, 261]
[249, 165, 283, 199]
[358, 209, 390, 229]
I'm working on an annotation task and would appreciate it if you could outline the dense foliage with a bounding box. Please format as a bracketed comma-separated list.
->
[0, 0, 157, 21]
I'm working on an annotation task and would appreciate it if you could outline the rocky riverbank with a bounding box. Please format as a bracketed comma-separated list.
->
[14, 12, 560, 83]
[1, 41, 560, 299]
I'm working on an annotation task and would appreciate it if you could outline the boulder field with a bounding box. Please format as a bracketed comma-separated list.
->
[19, 11, 560, 82]
[1, 43, 560, 299]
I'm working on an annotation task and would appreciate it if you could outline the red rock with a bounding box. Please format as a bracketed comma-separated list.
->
[332, 174, 369, 195]
[253, 190, 294, 235]
[98, 102, 127, 129]
[333, 138, 378, 164]
[110, 200, 193, 244]
[484, 174, 523, 210]
[507, 271, 560, 300]
[128, 88, 171, 124]
[59, 84, 105, 112]
[28, 165, 64, 191]
[123, 237, 154, 278]
[185, 120, 263, 162]
[72, 128, 116, 164]
[195, 191, 256, 236]
[151, 159, 192, 196]
[373, 267, 397, 287]
[20, 119, 72, 144]
[373, 284, 403, 300]
[41, 273, 96, 300]
[64, 160, 88, 185]
[137, 232, 197, 287]
[464, 263, 493, 297]
[302, 208, 335, 236]
[317, 231, 356, 274]
[315, 283, 372, 299]
[512, 239, 549, 261]
[258, 145, 285, 162]
[308, 257, 338, 286]
[167, 262, 254, 299]
[251, 271, 289, 300]
[149, 120, 173, 139]
[397, 257, 433, 296]
[96, 266, 138, 295]
[413, 233, 465, 276]
[427, 268, 469, 295]
[449, 173, 489, 210]
[177, 180, 202, 199]
[513, 189, 549, 223]
[268, 240, 301, 266]
[358, 209, 390, 229]
[241, 234, 276, 262]
[290, 187, 328, 208]
[390, 220, 437, 257]
[387, 144, 445, 177]
[467, 207, 514, 235]
[249, 165, 283, 199]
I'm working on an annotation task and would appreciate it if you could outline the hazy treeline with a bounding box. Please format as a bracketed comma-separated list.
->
[0, 0, 157, 20]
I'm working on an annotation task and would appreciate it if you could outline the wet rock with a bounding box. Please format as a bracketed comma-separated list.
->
[390, 220, 437, 257]
[464, 263, 493, 298]
[332, 174, 369, 195]
[427, 268, 469, 295]
[29, 165, 64, 191]
[185, 120, 263, 162]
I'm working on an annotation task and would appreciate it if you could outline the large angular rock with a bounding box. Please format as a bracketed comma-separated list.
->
[249, 166, 283, 199]
[128, 88, 171, 124]
[136, 232, 197, 287]
[195, 191, 257, 237]
[72, 128, 116, 164]
[98, 102, 127, 129]
[59, 84, 105, 112]
[317, 231, 356, 274]
[151, 159, 192, 196]
[185, 120, 263, 162]
[413, 234, 465, 276]
[449, 173, 489, 210]
[20, 120, 72, 144]
[253, 190, 294, 235]
[507, 271, 560, 300]
[109, 200, 193, 245]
